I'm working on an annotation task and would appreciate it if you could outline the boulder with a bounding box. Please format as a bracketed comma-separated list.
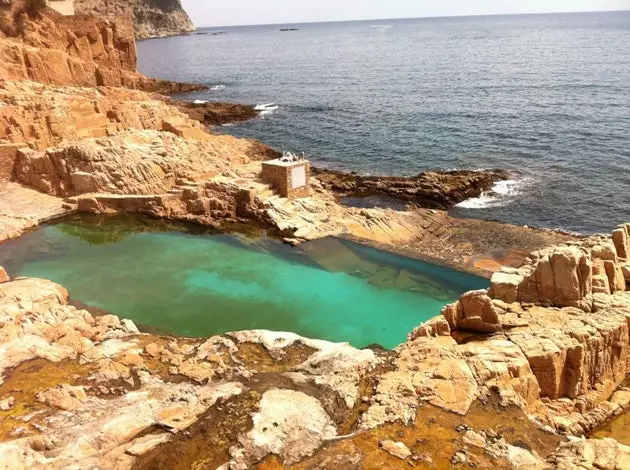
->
[489, 270, 522, 304]
[612, 227, 629, 261]
[36, 384, 88, 411]
[379, 440, 412, 460]
[518, 246, 592, 311]
[604, 260, 626, 293]
[442, 290, 501, 333]
[230, 389, 337, 468]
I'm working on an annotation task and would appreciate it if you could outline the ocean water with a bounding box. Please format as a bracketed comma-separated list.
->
[0, 216, 486, 348]
[137, 11, 630, 234]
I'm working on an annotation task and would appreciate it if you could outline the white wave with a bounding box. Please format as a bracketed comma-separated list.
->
[210, 84, 226, 91]
[455, 178, 529, 209]
[193, 99, 208, 104]
[255, 103, 279, 115]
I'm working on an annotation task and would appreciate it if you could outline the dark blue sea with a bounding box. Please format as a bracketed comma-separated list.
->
[137, 11, 630, 234]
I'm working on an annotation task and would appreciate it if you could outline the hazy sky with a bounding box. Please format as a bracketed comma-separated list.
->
[181, 0, 630, 27]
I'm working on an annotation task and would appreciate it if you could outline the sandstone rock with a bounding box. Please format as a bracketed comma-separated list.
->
[379, 440, 411, 459]
[459, 340, 540, 407]
[518, 246, 593, 311]
[37, 384, 88, 411]
[125, 433, 171, 457]
[292, 342, 377, 408]
[75, 0, 196, 40]
[0, 266, 9, 283]
[231, 389, 337, 468]
[604, 259, 627, 293]
[29, 435, 57, 452]
[612, 227, 629, 260]
[548, 438, 630, 470]
[408, 316, 451, 339]
[443, 289, 501, 333]
[0, 396, 15, 410]
[489, 270, 522, 304]
[0, 9, 199, 93]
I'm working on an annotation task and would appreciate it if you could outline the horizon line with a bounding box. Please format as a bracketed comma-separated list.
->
[193, 8, 630, 29]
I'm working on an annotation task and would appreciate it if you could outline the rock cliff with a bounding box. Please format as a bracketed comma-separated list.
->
[74, 0, 196, 39]
[434, 224, 630, 434]
[0, 7, 201, 92]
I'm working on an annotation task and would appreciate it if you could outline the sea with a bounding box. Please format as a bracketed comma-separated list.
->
[137, 11, 630, 234]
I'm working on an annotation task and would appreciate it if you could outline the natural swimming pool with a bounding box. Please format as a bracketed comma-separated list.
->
[0, 216, 487, 348]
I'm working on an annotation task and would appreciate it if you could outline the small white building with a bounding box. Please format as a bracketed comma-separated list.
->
[46, 0, 74, 16]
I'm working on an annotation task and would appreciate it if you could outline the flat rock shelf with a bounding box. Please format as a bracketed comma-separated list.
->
[0, 215, 486, 349]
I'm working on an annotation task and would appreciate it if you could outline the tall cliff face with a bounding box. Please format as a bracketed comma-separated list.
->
[74, 0, 196, 39]
[0, 8, 202, 92]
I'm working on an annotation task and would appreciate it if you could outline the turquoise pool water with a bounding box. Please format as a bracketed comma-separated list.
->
[0, 216, 487, 348]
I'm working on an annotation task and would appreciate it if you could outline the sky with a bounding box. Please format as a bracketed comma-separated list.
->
[181, 0, 630, 27]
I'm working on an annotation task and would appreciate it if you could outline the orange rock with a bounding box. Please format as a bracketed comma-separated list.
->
[37, 384, 88, 411]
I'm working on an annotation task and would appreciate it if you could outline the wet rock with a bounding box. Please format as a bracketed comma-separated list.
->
[176, 101, 258, 127]
[313, 167, 511, 210]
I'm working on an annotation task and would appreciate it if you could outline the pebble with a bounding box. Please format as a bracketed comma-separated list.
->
[0, 396, 15, 411]
[451, 450, 467, 464]
[379, 440, 412, 460]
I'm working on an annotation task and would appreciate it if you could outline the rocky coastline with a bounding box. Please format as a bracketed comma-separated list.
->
[1, 5, 629, 470]
[313, 167, 512, 210]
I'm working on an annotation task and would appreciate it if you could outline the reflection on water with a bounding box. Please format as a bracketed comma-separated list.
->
[590, 377, 630, 446]
[0, 215, 487, 348]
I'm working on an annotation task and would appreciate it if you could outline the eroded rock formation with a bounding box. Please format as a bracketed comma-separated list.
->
[436, 224, 630, 434]
[0, 7, 200, 92]
[74, 0, 196, 39]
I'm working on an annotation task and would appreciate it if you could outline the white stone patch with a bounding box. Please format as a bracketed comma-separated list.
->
[232, 389, 336, 468]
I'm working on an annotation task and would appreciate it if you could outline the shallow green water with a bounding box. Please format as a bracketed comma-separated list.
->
[0, 216, 487, 348]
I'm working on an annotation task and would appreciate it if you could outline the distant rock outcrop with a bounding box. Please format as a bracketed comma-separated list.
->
[74, 0, 196, 39]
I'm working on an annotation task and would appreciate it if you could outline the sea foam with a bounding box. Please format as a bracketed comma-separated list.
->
[456, 178, 529, 209]
[255, 103, 279, 115]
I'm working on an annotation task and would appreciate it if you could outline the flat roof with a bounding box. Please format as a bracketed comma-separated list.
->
[262, 158, 308, 167]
